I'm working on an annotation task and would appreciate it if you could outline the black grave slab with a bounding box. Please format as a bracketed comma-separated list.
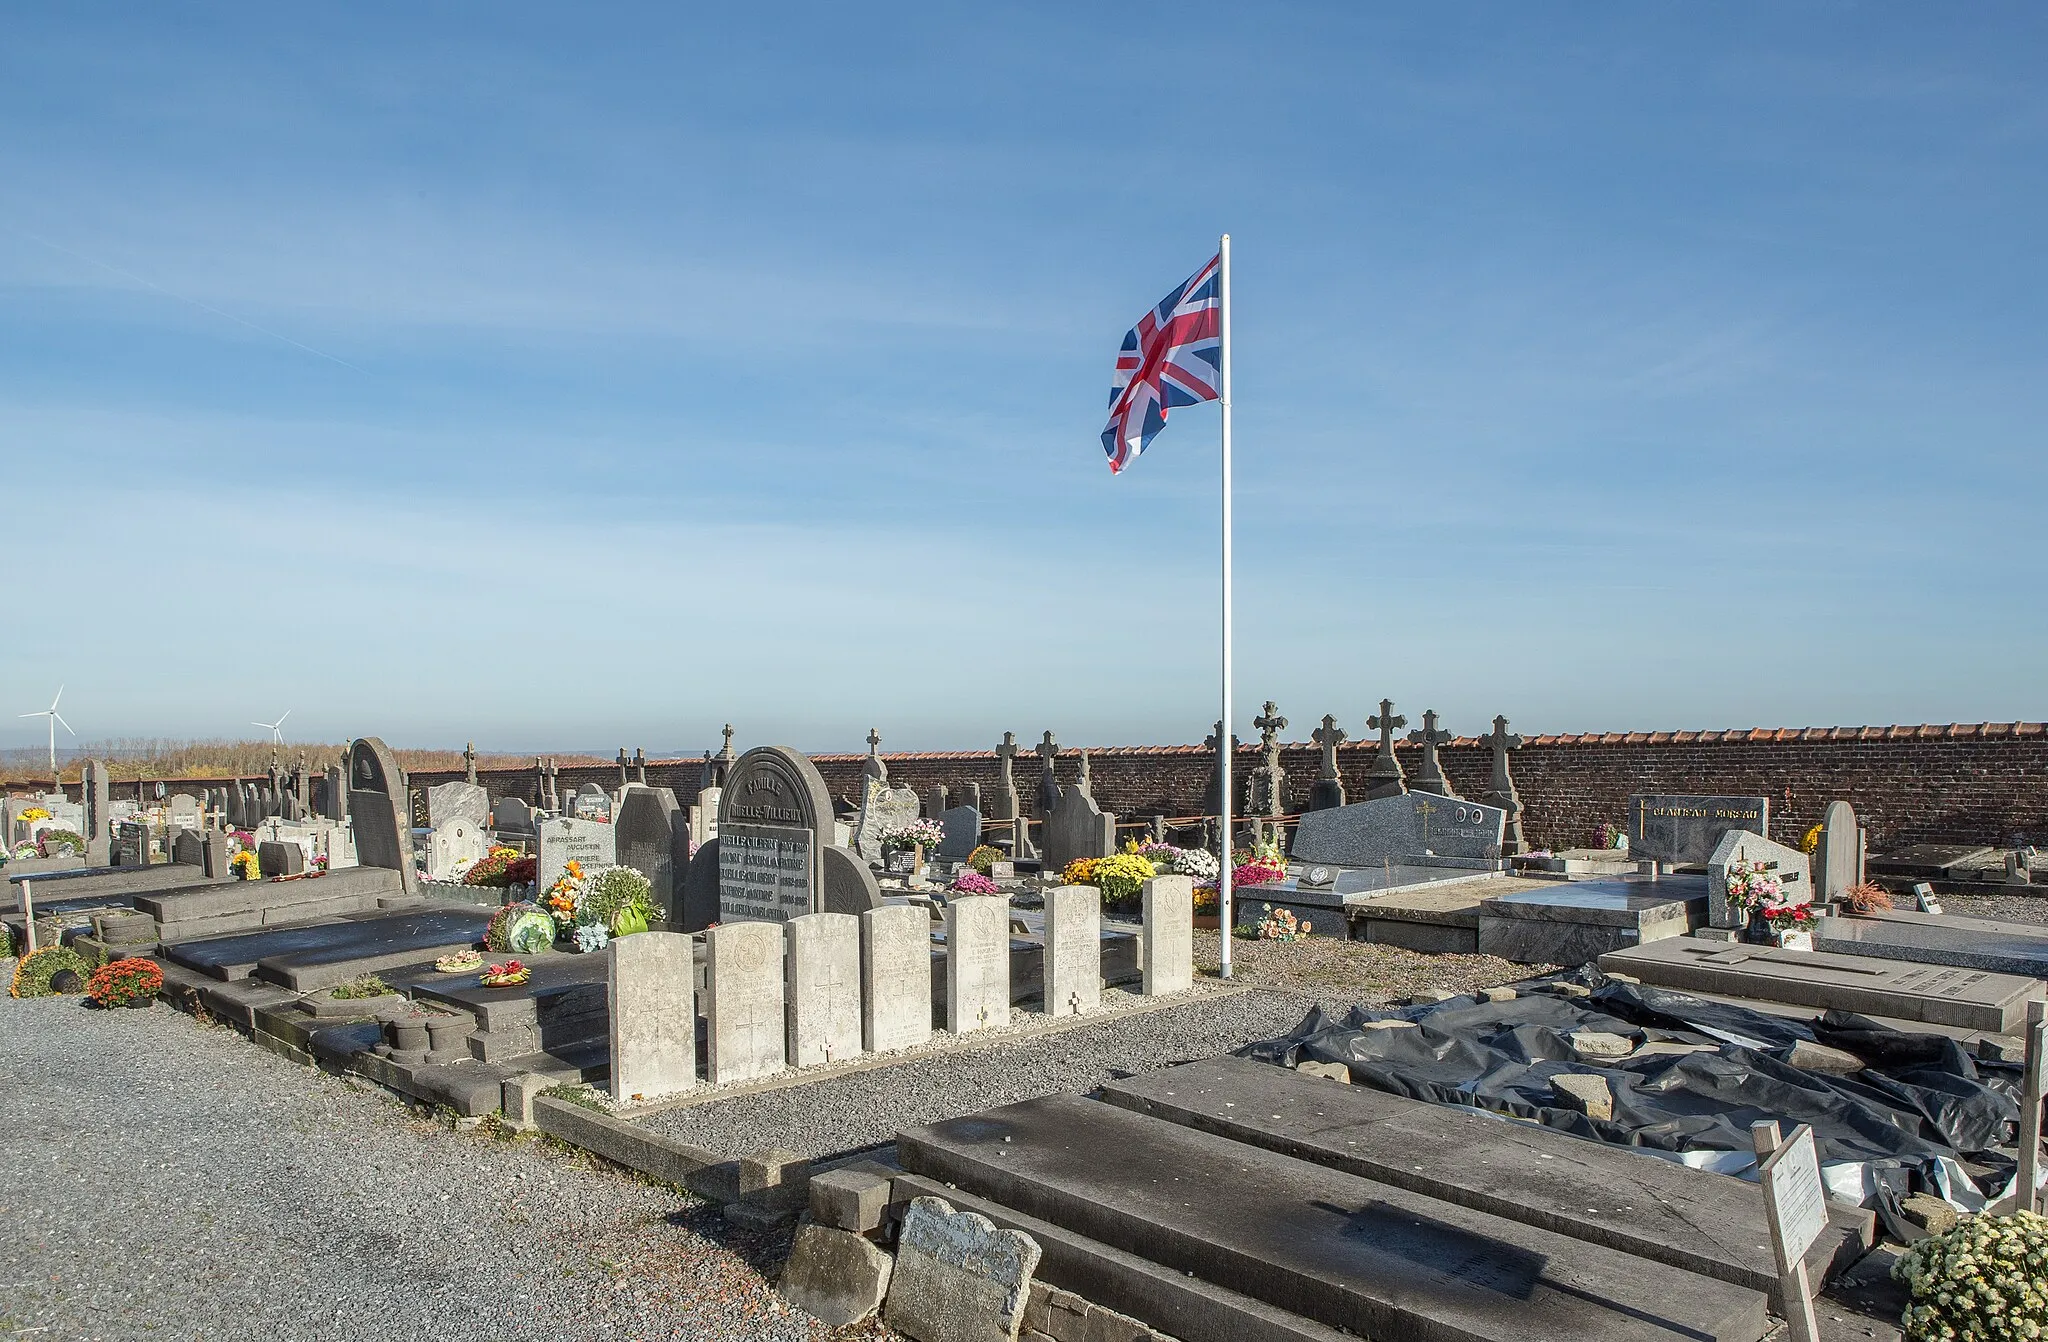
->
[138, 865, 400, 925]
[1477, 877, 1705, 964]
[5, 862, 216, 899]
[1814, 909, 2048, 979]
[250, 907, 495, 990]
[897, 1093, 1768, 1342]
[1099, 1056, 1867, 1297]
[407, 954, 613, 1060]
[165, 907, 489, 986]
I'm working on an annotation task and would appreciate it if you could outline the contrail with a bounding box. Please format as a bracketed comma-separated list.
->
[4, 221, 370, 374]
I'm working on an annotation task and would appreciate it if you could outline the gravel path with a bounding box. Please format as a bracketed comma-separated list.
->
[0, 995, 888, 1342]
[1194, 928, 1547, 1012]
[640, 988, 1314, 1159]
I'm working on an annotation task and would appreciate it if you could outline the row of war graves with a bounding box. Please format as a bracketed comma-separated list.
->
[7, 714, 2048, 1342]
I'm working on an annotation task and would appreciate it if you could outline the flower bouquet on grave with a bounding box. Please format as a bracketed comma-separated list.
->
[479, 959, 530, 988]
[949, 870, 1000, 897]
[544, 861, 588, 927]
[1759, 900, 1815, 950]
[229, 849, 262, 881]
[18, 807, 51, 824]
[967, 845, 1004, 875]
[86, 956, 164, 1008]
[1893, 1210, 2048, 1341]
[1091, 852, 1157, 903]
[434, 949, 484, 974]
[572, 923, 610, 954]
[1255, 904, 1312, 942]
[880, 819, 944, 857]
[581, 866, 655, 937]
[463, 847, 522, 888]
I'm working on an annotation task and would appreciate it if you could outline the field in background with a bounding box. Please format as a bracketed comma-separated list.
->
[0, 739, 605, 785]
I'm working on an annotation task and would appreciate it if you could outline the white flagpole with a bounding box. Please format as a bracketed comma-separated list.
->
[1218, 233, 1234, 980]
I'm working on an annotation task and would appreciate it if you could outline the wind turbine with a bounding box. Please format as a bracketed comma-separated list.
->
[253, 710, 291, 767]
[19, 686, 74, 777]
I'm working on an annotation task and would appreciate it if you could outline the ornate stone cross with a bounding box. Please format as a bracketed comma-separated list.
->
[1364, 698, 1408, 799]
[1035, 732, 1061, 814]
[996, 732, 1020, 789]
[1405, 709, 1460, 800]
[1485, 714, 1527, 853]
[1312, 715, 1346, 780]
[864, 728, 887, 782]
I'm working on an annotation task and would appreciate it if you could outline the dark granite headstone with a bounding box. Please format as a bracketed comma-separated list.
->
[613, 785, 681, 920]
[717, 746, 834, 924]
[821, 844, 885, 915]
[1042, 784, 1115, 874]
[935, 805, 982, 862]
[1628, 794, 1769, 867]
[681, 837, 720, 932]
[258, 839, 306, 877]
[347, 736, 418, 898]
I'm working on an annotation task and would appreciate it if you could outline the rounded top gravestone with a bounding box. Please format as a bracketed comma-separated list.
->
[719, 747, 835, 834]
[716, 747, 836, 925]
[346, 736, 418, 898]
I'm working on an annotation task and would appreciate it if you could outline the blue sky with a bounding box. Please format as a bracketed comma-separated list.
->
[3, 4, 2044, 755]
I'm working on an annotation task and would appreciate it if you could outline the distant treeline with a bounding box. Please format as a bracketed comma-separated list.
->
[0, 738, 604, 785]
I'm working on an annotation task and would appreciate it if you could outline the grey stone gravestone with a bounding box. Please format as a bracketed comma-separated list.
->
[168, 793, 201, 831]
[935, 805, 981, 862]
[428, 780, 489, 830]
[82, 758, 112, 865]
[785, 912, 862, 1068]
[705, 921, 785, 1084]
[202, 830, 230, 879]
[718, 746, 834, 924]
[171, 828, 204, 866]
[324, 765, 347, 822]
[608, 930, 697, 1102]
[1364, 699, 1408, 800]
[1142, 875, 1194, 995]
[925, 784, 948, 820]
[862, 904, 934, 1052]
[821, 845, 885, 916]
[259, 839, 306, 877]
[681, 837, 721, 932]
[1815, 800, 1859, 901]
[1043, 884, 1101, 1016]
[1290, 791, 1505, 866]
[1707, 830, 1810, 929]
[572, 783, 611, 821]
[1482, 715, 1527, 855]
[347, 738, 418, 898]
[538, 816, 616, 895]
[613, 785, 681, 921]
[492, 796, 533, 833]
[1035, 732, 1061, 816]
[851, 778, 919, 867]
[883, 1196, 1042, 1342]
[945, 895, 1010, 1034]
[1405, 709, 1459, 798]
[1042, 784, 1116, 874]
[1629, 794, 1770, 867]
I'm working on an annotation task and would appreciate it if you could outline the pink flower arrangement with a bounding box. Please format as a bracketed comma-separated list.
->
[1231, 857, 1286, 888]
[949, 870, 1000, 896]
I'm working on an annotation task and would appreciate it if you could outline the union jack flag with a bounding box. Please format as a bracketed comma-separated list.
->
[1101, 253, 1222, 474]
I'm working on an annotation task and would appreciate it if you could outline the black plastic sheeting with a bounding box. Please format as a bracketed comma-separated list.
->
[1237, 968, 2023, 1227]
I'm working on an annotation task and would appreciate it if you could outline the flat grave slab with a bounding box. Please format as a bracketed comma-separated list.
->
[250, 906, 495, 990]
[1478, 877, 1704, 965]
[1231, 879, 1505, 947]
[1099, 1056, 1867, 1297]
[1598, 936, 2047, 1033]
[6, 863, 214, 899]
[138, 866, 399, 924]
[164, 918, 355, 980]
[1867, 845, 1997, 881]
[1814, 909, 2048, 979]
[897, 1093, 1767, 1342]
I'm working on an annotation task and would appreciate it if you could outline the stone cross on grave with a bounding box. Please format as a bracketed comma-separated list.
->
[1076, 749, 1094, 797]
[616, 748, 631, 789]
[538, 756, 558, 812]
[1035, 732, 1061, 815]
[994, 732, 1022, 819]
[721, 724, 736, 763]
[1480, 715, 1528, 854]
[1249, 701, 1289, 818]
[1405, 709, 1461, 799]
[864, 729, 888, 783]
[1365, 699, 1408, 800]
[1309, 714, 1348, 811]
[463, 742, 477, 786]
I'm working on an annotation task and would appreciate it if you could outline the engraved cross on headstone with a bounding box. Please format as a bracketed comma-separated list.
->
[1364, 698, 1408, 800]
[1405, 709, 1460, 799]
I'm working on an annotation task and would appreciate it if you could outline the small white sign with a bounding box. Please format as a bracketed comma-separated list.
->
[1763, 1125, 1829, 1262]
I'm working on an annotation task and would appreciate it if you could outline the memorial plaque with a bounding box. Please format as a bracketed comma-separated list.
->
[538, 816, 616, 894]
[1761, 1126, 1828, 1263]
[717, 746, 834, 924]
[1629, 794, 1769, 866]
[719, 825, 816, 923]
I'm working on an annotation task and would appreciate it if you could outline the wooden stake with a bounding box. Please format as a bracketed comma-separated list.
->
[1752, 1120, 1821, 1342]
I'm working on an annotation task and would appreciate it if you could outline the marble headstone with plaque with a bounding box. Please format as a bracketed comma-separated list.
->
[717, 746, 836, 925]
[1290, 791, 1505, 868]
[538, 816, 617, 894]
[1628, 794, 1770, 867]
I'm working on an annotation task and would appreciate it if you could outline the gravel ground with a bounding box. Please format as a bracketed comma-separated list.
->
[0, 994, 890, 1342]
[1194, 929, 1549, 1012]
[639, 988, 1315, 1159]
[1937, 893, 2048, 926]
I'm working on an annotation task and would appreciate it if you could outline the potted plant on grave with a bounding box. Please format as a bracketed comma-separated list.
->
[880, 819, 945, 876]
[1759, 900, 1816, 950]
[966, 845, 1004, 876]
[229, 848, 262, 881]
[580, 866, 657, 939]
[85, 956, 164, 1009]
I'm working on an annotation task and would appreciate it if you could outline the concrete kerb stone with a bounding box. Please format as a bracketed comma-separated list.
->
[533, 1094, 733, 1196]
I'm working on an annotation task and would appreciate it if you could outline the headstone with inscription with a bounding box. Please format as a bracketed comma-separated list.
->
[1142, 875, 1195, 995]
[718, 746, 834, 924]
[1042, 884, 1101, 1017]
[167, 793, 201, 832]
[852, 778, 919, 867]
[1290, 791, 1505, 867]
[945, 895, 1011, 1035]
[609, 930, 697, 1102]
[538, 816, 616, 895]
[785, 912, 862, 1068]
[427, 817, 486, 880]
[1629, 794, 1770, 867]
[862, 903, 934, 1052]
[705, 921, 786, 1084]
[689, 784, 721, 851]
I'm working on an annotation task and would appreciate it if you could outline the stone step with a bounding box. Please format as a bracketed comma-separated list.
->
[896, 1093, 1768, 1342]
[888, 1174, 1356, 1342]
[1099, 1056, 1869, 1299]
[138, 866, 400, 925]
[165, 906, 492, 988]
[9, 862, 220, 902]
[1598, 936, 2048, 1033]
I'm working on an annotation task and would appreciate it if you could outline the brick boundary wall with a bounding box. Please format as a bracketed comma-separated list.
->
[384, 723, 2048, 853]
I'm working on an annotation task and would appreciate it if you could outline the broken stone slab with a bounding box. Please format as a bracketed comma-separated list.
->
[1783, 1040, 1864, 1075]
[781, 1221, 894, 1327]
[1293, 1061, 1350, 1083]
[1628, 1041, 1720, 1061]
[884, 1195, 1042, 1342]
[1407, 989, 1458, 1006]
[738, 1148, 811, 1213]
[1898, 1193, 1959, 1238]
[1098, 1056, 1868, 1299]
[1566, 1031, 1634, 1063]
[1549, 1073, 1614, 1121]
[898, 1094, 1768, 1342]
[1480, 986, 1516, 1003]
